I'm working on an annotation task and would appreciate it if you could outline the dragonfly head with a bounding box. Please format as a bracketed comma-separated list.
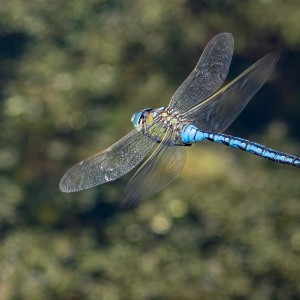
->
[131, 108, 152, 131]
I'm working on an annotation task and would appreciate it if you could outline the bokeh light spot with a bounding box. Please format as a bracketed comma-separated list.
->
[4, 96, 27, 116]
[0, 148, 18, 169]
[53, 73, 73, 91]
[150, 214, 172, 234]
[168, 199, 188, 218]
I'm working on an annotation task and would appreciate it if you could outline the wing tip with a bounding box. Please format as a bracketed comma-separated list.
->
[59, 167, 83, 193]
[211, 32, 234, 46]
[59, 176, 73, 193]
[272, 49, 281, 64]
[263, 49, 281, 65]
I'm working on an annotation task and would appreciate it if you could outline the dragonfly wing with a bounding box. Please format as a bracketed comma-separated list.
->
[183, 51, 280, 133]
[59, 129, 155, 192]
[121, 130, 187, 208]
[168, 32, 234, 113]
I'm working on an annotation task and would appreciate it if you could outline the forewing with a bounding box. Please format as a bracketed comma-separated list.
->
[168, 33, 234, 113]
[121, 130, 187, 208]
[59, 130, 155, 192]
[183, 51, 280, 133]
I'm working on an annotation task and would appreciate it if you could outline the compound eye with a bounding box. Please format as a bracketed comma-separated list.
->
[131, 111, 144, 131]
[131, 113, 137, 123]
[131, 108, 152, 131]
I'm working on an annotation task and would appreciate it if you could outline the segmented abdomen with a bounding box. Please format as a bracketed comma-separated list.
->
[181, 124, 300, 167]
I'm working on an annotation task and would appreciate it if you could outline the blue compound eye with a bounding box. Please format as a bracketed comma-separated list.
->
[131, 108, 152, 131]
[131, 113, 137, 123]
[131, 111, 143, 130]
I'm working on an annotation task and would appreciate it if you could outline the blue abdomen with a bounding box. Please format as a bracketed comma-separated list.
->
[180, 124, 300, 168]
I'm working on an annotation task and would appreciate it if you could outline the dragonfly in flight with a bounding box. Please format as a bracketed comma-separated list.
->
[60, 33, 300, 207]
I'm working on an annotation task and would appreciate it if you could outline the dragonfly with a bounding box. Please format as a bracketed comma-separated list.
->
[60, 32, 300, 207]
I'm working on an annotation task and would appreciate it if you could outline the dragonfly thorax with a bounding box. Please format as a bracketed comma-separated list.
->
[131, 107, 187, 145]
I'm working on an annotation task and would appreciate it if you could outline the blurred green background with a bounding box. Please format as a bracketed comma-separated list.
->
[1, 0, 300, 299]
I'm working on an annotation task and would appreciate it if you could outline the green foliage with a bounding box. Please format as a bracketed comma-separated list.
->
[1, 0, 300, 299]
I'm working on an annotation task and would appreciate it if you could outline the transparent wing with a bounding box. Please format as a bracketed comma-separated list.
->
[182, 51, 280, 133]
[168, 32, 234, 113]
[121, 129, 187, 208]
[59, 129, 155, 192]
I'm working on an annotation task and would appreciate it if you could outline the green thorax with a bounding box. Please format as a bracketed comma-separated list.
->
[131, 107, 186, 145]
